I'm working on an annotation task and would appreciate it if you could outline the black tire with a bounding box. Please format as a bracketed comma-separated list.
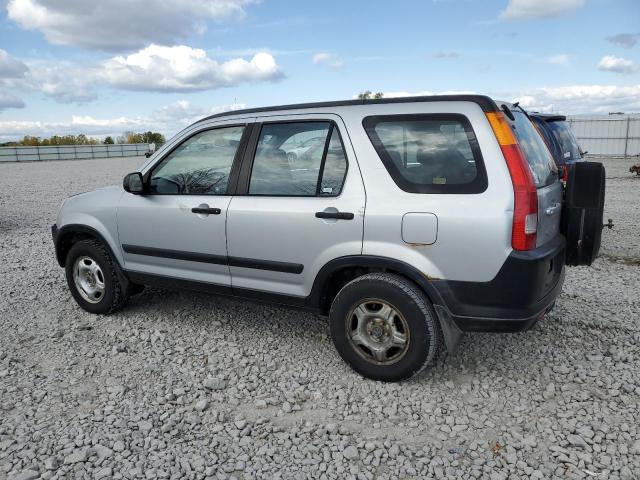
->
[64, 239, 128, 314]
[329, 273, 443, 382]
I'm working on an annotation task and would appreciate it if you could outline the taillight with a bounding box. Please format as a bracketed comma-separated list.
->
[486, 112, 538, 251]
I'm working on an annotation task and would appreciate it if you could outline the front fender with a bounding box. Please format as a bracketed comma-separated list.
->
[54, 186, 124, 267]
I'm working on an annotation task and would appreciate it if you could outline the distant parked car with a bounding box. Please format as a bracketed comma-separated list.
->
[530, 114, 585, 168]
[285, 136, 326, 163]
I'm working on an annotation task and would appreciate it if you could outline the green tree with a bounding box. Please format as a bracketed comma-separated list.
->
[141, 131, 166, 145]
[117, 131, 166, 145]
[103, 136, 114, 144]
[21, 135, 40, 146]
[358, 91, 384, 100]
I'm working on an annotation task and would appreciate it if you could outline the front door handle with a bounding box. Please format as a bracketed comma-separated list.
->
[192, 206, 221, 215]
[315, 211, 354, 220]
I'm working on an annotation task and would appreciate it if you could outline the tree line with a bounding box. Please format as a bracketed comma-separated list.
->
[1, 131, 166, 147]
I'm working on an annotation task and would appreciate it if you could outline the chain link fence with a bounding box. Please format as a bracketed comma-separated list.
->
[567, 116, 640, 159]
[0, 143, 151, 162]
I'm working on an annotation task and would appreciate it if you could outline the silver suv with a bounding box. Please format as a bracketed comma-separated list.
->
[52, 95, 605, 381]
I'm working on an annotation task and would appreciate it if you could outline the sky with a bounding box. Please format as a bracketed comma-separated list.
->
[0, 0, 639, 141]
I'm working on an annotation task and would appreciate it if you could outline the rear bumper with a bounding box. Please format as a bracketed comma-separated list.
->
[432, 235, 566, 333]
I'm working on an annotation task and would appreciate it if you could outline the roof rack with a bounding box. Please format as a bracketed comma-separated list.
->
[196, 94, 499, 124]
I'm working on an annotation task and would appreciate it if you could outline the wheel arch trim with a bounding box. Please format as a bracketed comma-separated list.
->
[307, 255, 446, 312]
[54, 224, 123, 269]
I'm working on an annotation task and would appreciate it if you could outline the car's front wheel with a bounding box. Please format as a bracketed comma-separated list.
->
[65, 239, 128, 314]
[329, 273, 443, 382]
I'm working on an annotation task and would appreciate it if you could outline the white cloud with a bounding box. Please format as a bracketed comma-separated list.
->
[432, 51, 460, 59]
[102, 45, 283, 92]
[513, 84, 640, 114]
[606, 33, 640, 49]
[358, 86, 640, 115]
[312, 53, 332, 64]
[312, 52, 344, 69]
[4, 46, 283, 102]
[7, 0, 257, 51]
[23, 61, 99, 103]
[0, 100, 245, 141]
[597, 55, 638, 74]
[500, 0, 584, 20]
[0, 91, 25, 111]
[545, 54, 570, 65]
[0, 49, 28, 80]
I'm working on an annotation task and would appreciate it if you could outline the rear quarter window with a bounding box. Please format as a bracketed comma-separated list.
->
[363, 114, 487, 194]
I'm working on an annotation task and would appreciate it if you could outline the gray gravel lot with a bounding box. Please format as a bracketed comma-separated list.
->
[1, 156, 639, 480]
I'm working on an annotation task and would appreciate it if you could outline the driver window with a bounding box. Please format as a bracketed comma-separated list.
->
[149, 126, 245, 194]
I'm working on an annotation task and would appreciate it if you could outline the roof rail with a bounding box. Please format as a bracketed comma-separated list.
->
[195, 94, 499, 125]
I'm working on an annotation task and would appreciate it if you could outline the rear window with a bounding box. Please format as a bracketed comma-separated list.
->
[363, 114, 487, 194]
[547, 121, 582, 162]
[510, 111, 558, 187]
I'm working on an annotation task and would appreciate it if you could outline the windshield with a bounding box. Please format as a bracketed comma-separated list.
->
[546, 120, 582, 162]
[510, 111, 558, 187]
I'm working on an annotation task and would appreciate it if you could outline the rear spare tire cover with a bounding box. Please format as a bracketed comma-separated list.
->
[562, 162, 605, 266]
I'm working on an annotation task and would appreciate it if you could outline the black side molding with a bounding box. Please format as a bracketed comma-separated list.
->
[228, 257, 304, 274]
[122, 244, 304, 274]
[122, 244, 227, 265]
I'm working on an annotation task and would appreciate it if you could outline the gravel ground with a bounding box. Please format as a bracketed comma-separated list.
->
[0, 156, 639, 480]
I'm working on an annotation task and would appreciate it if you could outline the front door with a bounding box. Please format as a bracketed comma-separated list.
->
[226, 116, 366, 298]
[117, 123, 249, 286]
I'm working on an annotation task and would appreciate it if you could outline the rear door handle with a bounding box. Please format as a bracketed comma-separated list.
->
[192, 207, 221, 215]
[315, 211, 354, 220]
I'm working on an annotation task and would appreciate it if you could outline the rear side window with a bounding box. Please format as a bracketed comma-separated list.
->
[363, 114, 487, 194]
[510, 111, 557, 187]
[248, 122, 348, 196]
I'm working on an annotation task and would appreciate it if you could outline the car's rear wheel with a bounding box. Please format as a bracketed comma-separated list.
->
[65, 239, 128, 314]
[329, 273, 443, 382]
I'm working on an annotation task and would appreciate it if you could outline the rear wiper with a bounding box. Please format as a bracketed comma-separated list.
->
[512, 101, 531, 118]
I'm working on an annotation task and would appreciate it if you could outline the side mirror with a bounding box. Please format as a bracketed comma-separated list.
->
[123, 172, 145, 194]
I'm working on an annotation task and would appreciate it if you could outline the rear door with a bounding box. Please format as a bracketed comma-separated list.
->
[226, 114, 366, 298]
[508, 109, 562, 246]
